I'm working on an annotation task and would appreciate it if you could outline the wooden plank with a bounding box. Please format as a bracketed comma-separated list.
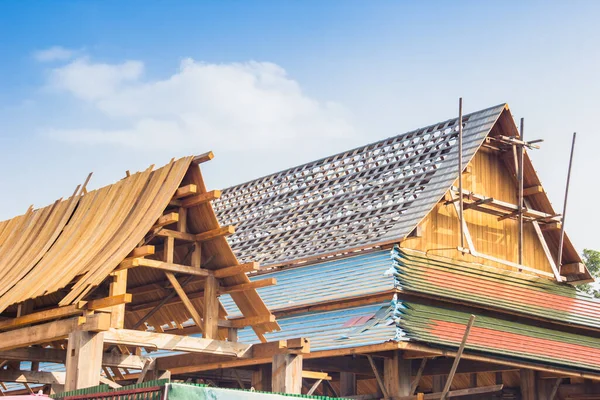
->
[173, 184, 198, 199]
[195, 226, 235, 242]
[0, 348, 148, 369]
[86, 294, 132, 311]
[126, 245, 155, 259]
[306, 379, 322, 396]
[302, 371, 331, 380]
[0, 314, 110, 351]
[136, 359, 154, 384]
[203, 274, 219, 340]
[180, 190, 222, 208]
[0, 369, 65, 385]
[228, 315, 276, 329]
[99, 375, 121, 389]
[520, 369, 536, 400]
[152, 212, 179, 230]
[411, 358, 427, 395]
[103, 329, 251, 357]
[340, 372, 357, 397]
[121, 258, 211, 276]
[220, 279, 277, 294]
[214, 262, 260, 278]
[164, 272, 204, 330]
[394, 385, 503, 400]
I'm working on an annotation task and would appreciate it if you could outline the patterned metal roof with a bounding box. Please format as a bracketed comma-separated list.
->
[220, 249, 393, 316]
[399, 302, 600, 373]
[394, 247, 600, 330]
[214, 104, 507, 267]
[235, 302, 402, 352]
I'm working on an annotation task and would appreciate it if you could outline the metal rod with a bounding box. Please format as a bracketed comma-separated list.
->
[441, 315, 476, 400]
[458, 98, 464, 250]
[557, 132, 577, 267]
[518, 118, 524, 265]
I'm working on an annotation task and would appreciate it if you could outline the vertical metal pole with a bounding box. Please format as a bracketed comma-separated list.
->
[558, 132, 577, 267]
[458, 98, 465, 250]
[518, 118, 524, 265]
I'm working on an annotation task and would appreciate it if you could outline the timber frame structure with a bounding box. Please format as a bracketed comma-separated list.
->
[1, 104, 599, 400]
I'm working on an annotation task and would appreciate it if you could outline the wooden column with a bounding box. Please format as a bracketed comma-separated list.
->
[272, 353, 303, 394]
[340, 372, 357, 397]
[520, 369, 537, 400]
[384, 351, 412, 397]
[203, 274, 219, 339]
[109, 270, 128, 328]
[252, 365, 272, 391]
[65, 331, 104, 391]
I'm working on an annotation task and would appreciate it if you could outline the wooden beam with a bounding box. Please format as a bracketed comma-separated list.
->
[0, 369, 65, 385]
[562, 262, 586, 275]
[173, 184, 198, 199]
[120, 258, 211, 276]
[180, 190, 222, 208]
[220, 278, 276, 294]
[367, 354, 388, 399]
[203, 274, 219, 340]
[302, 371, 331, 380]
[126, 245, 155, 259]
[227, 315, 276, 329]
[155, 229, 196, 242]
[523, 185, 544, 196]
[394, 385, 503, 400]
[195, 226, 235, 242]
[192, 151, 214, 164]
[0, 304, 83, 332]
[0, 314, 110, 352]
[214, 262, 260, 278]
[0, 348, 148, 370]
[65, 330, 104, 391]
[272, 353, 303, 394]
[411, 358, 427, 395]
[164, 272, 204, 330]
[99, 375, 121, 389]
[86, 294, 132, 311]
[152, 212, 179, 230]
[540, 222, 562, 231]
[306, 379, 323, 396]
[103, 329, 251, 357]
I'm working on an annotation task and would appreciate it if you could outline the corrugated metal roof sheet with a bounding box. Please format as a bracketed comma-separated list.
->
[235, 302, 402, 352]
[394, 247, 600, 330]
[220, 250, 394, 316]
[214, 104, 506, 267]
[399, 301, 600, 372]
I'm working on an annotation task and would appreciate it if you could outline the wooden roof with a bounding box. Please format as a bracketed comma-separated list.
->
[0, 155, 278, 336]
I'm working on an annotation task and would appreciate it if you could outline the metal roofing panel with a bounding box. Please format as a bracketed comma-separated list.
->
[214, 104, 506, 267]
[220, 250, 395, 316]
[399, 301, 600, 373]
[235, 302, 402, 352]
[394, 247, 600, 330]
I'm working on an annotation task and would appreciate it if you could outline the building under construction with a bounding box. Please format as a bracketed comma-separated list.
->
[0, 103, 597, 400]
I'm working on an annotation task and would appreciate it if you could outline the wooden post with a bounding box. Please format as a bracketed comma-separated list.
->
[203, 274, 219, 339]
[520, 369, 537, 400]
[65, 331, 104, 391]
[340, 372, 357, 397]
[384, 351, 412, 397]
[191, 242, 202, 268]
[109, 270, 128, 329]
[432, 375, 447, 393]
[272, 353, 303, 394]
[252, 365, 272, 391]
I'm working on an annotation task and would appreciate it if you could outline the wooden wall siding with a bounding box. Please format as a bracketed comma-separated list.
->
[404, 149, 553, 275]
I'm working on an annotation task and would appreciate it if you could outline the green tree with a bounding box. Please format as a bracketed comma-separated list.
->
[578, 249, 600, 297]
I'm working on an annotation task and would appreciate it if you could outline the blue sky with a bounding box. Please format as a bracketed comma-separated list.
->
[0, 1, 598, 251]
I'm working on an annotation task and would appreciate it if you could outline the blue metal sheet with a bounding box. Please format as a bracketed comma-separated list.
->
[220, 250, 395, 316]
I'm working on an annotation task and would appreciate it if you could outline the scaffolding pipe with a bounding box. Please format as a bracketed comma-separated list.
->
[518, 118, 524, 265]
[558, 132, 577, 268]
[458, 98, 464, 251]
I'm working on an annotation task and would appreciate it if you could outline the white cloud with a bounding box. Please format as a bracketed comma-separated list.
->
[42, 57, 354, 151]
[33, 46, 75, 62]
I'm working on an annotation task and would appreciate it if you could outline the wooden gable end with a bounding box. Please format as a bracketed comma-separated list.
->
[401, 108, 591, 283]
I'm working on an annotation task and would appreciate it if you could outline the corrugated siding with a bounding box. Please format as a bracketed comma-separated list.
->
[215, 105, 506, 267]
[220, 250, 395, 316]
[394, 247, 600, 329]
[399, 302, 600, 372]
[236, 302, 402, 352]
